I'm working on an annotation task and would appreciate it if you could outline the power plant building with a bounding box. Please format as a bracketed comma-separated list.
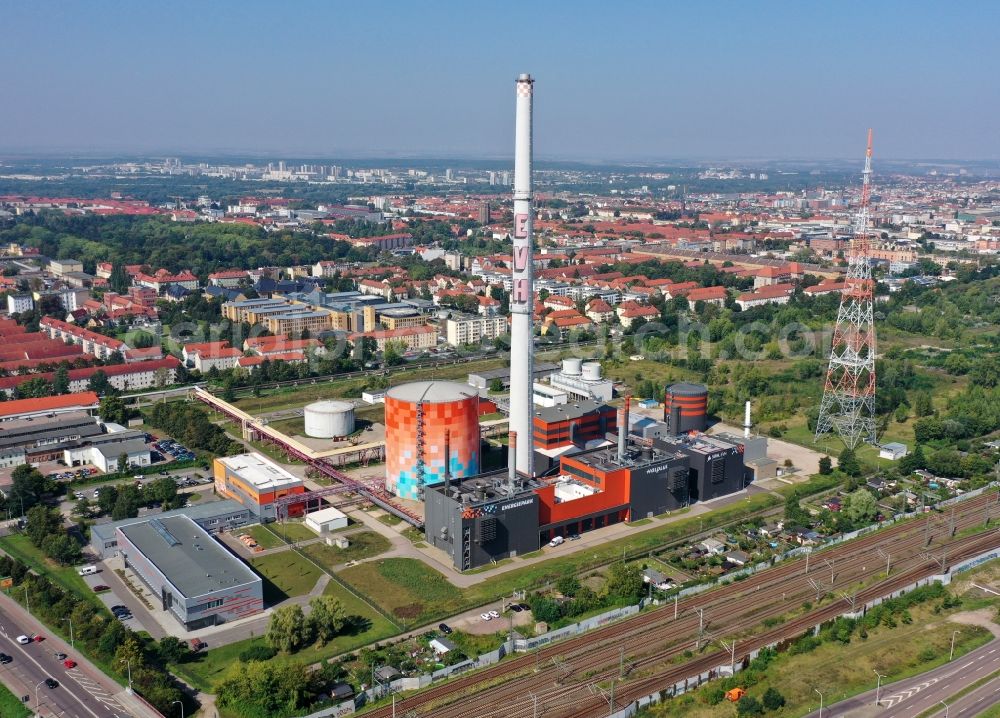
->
[384, 381, 480, 500]
[548, 359, 614, 402]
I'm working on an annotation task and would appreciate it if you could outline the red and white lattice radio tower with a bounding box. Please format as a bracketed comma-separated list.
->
[815, 129, 877, 449]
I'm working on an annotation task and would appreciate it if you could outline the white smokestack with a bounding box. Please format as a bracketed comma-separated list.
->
[744, 400, 751, 439]
[509, 73, 535, 479]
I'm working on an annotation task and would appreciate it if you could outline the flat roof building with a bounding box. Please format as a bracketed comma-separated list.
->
[117, 514, 263, 630]
[213, 453, 307, 520]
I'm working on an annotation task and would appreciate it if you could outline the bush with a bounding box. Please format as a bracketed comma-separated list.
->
[762, 687, 786, 711]
[238, 644, 278, 662]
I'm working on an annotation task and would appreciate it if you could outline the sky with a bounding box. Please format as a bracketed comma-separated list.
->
[2, 0, 998, 161]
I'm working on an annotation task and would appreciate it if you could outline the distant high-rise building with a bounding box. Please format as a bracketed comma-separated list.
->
[445, 168, 454, 181]
[489, 171, 497, 186]
[478, 202, 491, 225]
[278, 161, 286, 172]
[501, 170, 511, 185]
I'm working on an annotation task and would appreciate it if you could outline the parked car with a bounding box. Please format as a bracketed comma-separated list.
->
[569, 533, 581, 541]
[32, 635, 44, 642]
[0, 653, 12, 664]
[92, 585, 109, 592]
[15, 635, 29, 644]
[63, 659, 76, 669]
[480, 613, 493, 621]
[548, 536, 564, 547]
[55, 653, 66, 661]
[44, 678, 58, 689]
[488, 610, 499, 619]
[438, 623, 453, 635]
[508, 604, 523, 613]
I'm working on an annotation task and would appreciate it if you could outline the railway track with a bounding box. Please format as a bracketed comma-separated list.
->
[362, 490, 1000, 718]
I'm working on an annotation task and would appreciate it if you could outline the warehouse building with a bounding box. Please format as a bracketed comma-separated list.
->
[213, 452, 307, 520]
[90, 499, 254, 559]
[116, 514, 263, 629]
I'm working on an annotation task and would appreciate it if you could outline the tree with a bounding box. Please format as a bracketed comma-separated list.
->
[40, 533, 82, 565]
[89, 370, 112, 395]
[818, 456, 833, 475]
[383, 339, 406, 367]
[846, 488, 878, 526]
[24, 506, 64, 548]
[762, 687, 786, 711]
[111, 485, 143, 521]
[113, 633, 145, 675]
[9, 465, 51, 514]
[216, 660, 316, 718]
[109, 264, 130, 294]
[52, 366, 70, 395]
[784, 494, 809, 526]
[267, 605, 309, 653]
[147, 477, 178, 507]
[899, 444, 926, 474]
[156, 636, 190, 665]
[306, 595, 346, 647]
[117, 453, 129, 475]
[838, 447, 862, 477]
[488, 378, 505, 394]
[604, 562, 644, 603]
[914, 392, 934, 417]
[736, 696, 764, 717]
[556, 574, 580, 597]
[99, 395, 129, 424]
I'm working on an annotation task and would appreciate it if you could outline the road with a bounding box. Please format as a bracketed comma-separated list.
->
[802, 637, 1000, 717]
[0, 593, 161, 718]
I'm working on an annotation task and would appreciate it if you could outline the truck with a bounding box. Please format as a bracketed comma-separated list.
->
[77, 565, 98, 576]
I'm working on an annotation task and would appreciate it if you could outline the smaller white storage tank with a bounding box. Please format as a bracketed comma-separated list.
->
[581, 362, 602, 381]
[304, 400, 355, 439]
[562, 358, 582, 376]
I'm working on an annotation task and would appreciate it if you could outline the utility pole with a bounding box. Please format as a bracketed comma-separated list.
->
[674, 594, 679, 620]
[950, 630, 959, 661]
[815, 688, 825, 718]
[824, 557, 835, 584]
[877, 546, 890, 576]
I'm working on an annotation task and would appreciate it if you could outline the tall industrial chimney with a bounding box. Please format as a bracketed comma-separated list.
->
[509, 73, 535, 479]
[617, 395, 630, 464]
[744, 401, 752, 439]
[508, 431, 518, 494]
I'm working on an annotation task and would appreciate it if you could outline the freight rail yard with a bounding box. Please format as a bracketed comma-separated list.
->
[363, 490, 1000, 718]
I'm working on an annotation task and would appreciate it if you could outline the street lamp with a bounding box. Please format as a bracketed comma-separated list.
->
[34, 679, 45, 713]
[874, 670, 887, 705]
[23, 585, 29, 615]
[126, 659, 133, 693]
[815, 688, 824, 718]
[63, 617, 74, 649]
[950, 630, 959, 661]
[172, 699, 184, 718]
[940, 700, 949, 718]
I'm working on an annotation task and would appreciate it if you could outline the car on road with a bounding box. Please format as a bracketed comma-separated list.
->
[488, 610, 500, 619]
[15, 635, 31, 644]
[92, 585, 110, 592]
[44, 678, 58, 689]
[438, 623, 453, 634]
[73, 492, 85, 500]
[32, 634, 44, 642]
[508, 604, 522, 613]
[0, 653, 11, 664]
[480, 612, 493, 621]
[63, 659, 76, 669]
[55, 653, 66, 661]
[569, 533, 581, 541]
[110, 605, 127, 612]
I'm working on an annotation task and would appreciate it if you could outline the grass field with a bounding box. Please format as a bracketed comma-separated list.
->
[337, 492, 780, 627]
[0, 681, 31, 718]
[175, 575, 398, 693]
[230, 356, 509, 414]
[643, 607, 992, 717]
[0, 534, 104, 611]
[249, 551, 322, 602]
[238, 525, 286, 550]
[266, 520, 319, 543]
[299, 530, 391, 566]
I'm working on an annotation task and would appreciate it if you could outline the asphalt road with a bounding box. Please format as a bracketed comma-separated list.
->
[0, 600, 134, 718]
[801, 637, 1000, 717]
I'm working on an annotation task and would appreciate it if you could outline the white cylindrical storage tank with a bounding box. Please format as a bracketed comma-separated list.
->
[563, 358, 582, 376]
[304, 400, 356, 439]
[581, 362, 601, 381]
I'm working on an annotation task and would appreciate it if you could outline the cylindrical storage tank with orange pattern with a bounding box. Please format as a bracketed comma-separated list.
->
[664, 382, 708, 434]
[385, 381, 480, 500]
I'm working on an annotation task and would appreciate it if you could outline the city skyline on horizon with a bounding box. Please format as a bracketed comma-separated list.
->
[2, 1, 998, 161]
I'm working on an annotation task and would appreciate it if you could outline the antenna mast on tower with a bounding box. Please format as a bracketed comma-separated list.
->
[815, 129, 877, 449]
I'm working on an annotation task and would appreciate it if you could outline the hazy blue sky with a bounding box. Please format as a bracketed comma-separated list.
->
[2, 0, 997, 160]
